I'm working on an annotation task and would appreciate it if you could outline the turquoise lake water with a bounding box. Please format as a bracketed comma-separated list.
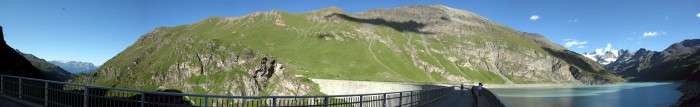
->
[489, 82, 682, 107]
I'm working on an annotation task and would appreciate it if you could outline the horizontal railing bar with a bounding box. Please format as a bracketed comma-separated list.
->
[1, 74, 454, 98]
[1, 74, 457, 107]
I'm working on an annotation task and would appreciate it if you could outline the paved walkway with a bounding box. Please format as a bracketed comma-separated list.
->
[428, 88, 500, 107]
[0, 96, 26, 107]
[429, 89, 477, 107]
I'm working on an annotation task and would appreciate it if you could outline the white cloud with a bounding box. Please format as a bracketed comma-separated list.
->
[564, 40, 588, 48]
[568, 19, 578, 23]
[642, 31, 669, 37]
[643, 32, 658, 37]
[697, 12, 700, 18]
[576, 46, 586, 48]
[594, 48, 603, 55]
[530, 15, 540, 21]
[588, 43, 618, 56]
[604, 43, 613, 52]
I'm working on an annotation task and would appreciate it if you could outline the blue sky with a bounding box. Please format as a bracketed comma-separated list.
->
[1, 0, 699, 66]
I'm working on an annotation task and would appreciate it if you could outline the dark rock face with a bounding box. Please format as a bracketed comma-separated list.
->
[0, 26, 46, 79]
[672, 82, 700, 107]
[663, 39, 700, 58]
[605, 48, 663, 78]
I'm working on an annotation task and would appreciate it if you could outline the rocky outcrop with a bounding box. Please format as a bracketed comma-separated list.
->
[70, 28, 314, 96]
[672, 82, 700, 107]
[0, 26, 46, 79]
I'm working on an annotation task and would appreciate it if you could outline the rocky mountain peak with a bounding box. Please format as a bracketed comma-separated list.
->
[583, 44, 623, 65]
[662, 39, 700, 57]
[606, 39, 700, 81]
[313, 6, 345, 13]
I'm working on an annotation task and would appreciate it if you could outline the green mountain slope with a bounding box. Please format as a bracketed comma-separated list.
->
[18, 50, 73, 81]
[71, 5, 622, 96]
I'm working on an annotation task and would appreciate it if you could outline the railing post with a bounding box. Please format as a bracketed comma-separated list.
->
[323, 96, 329, 107]
[359, 95, 363, 107]
[140, 93, 145, 107]
[1, 75, 3, 94]
[272, 97, 277, 107]
[382, 93, 387, 107]
[44, 82, 48, 106]
[399, 92, 403, 107]
[83, 87, 89, 107]
[410, 91, 414, 106]
[18, 78, 22, 100]
[204, 96, 209, 107]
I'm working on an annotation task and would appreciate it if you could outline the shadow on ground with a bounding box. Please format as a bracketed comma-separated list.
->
[325, 13, 434, 34]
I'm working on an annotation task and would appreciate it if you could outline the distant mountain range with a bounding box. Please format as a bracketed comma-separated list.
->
[70, 5, 622, 96]
[49, 60, 97, 74]
[605, 39, 700, 81]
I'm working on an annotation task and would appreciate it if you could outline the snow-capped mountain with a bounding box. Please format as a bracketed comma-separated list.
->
[49, 60, 98, 74]
[582, 43, 627, 65]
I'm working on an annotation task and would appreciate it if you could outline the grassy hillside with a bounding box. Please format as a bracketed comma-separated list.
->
[71, 5, 622, 96]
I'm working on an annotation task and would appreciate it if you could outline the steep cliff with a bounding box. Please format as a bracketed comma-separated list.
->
[0, 26, 47, 79]
[70, 5, 622, 96]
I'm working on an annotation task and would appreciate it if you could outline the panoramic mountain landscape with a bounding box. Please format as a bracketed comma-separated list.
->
[67, 5, 623, 96]
[1, 0, 700, 107]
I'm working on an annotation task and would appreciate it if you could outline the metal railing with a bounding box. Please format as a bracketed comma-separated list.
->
[471, 86, 509, 107]
[0, 74, 454, 107]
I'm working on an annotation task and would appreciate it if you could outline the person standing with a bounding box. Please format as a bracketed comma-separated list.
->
[460, 84, 464, 95]
[477, 83, 483, 96]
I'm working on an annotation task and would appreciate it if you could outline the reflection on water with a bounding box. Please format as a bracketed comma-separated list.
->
[489, 82, 682, 107]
